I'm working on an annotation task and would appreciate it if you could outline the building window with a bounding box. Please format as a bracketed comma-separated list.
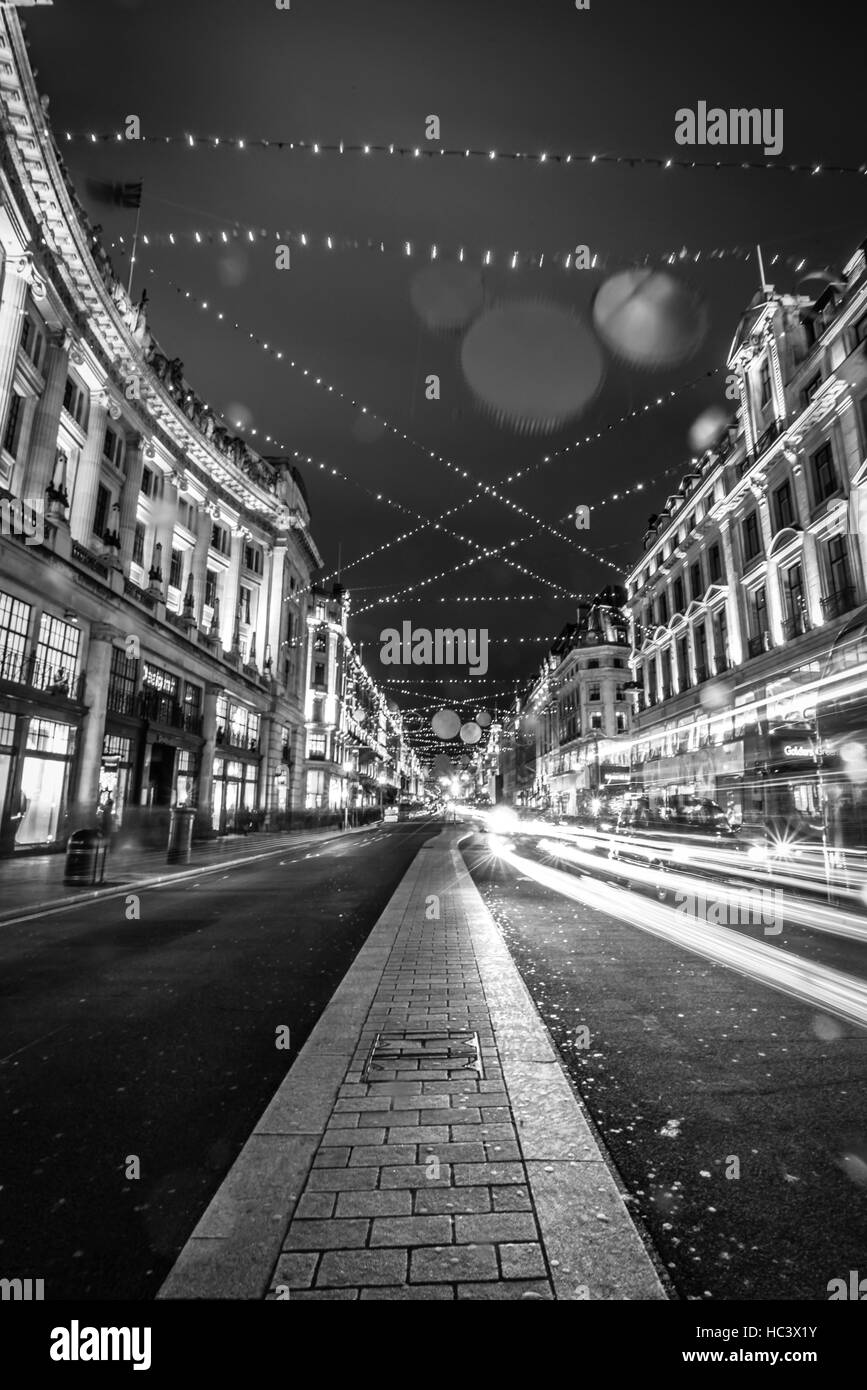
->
[102, 424, 124, 470]
[308, 732, 328, 760]
[238, 584, 253, 626]
[34, 613, 80, 693]
[3, 392, 24, 458]
[313, 661, 327, 691]
[586, 659, 599, 670]
[93, 483, 111, 539]
[169, 549, 184, 590]
[20, 315, 46, 370]
[811, 442, 838, 506]
[708, 543, 723, 583]
[689, 560, 703, 601]
[782, 563, 808, 637]
[673, 576, 685, 613]
[616, 711, 627, 734]
[676, 636, 690, 689]
[759, 360, 772, 409]
[183, 683, 202, 728]
[140, 466, 156, 498]
[243, 543, 263, 575]
[824, 534, 854, 614]
[713, 610, 729, 671]
[773, 479, 797, 531]
[306, 769, 327, 809]
[742, 511, 761, 562]
[108, 645, 138, 715]
[0, 590, 31, 683]
[312, 696, 325, 725]
[26, 717, 75, 756]
[748, 586, 769, 639]
[211, 523, 231, 556]
[204, 571, 218, 610]
[800, 374, 822, 410]
[62, 377, 88, 429]
[694, 622, 709, 679]
[142, 662, 178, 697]
[590, 712, 603, 731]
[656, 592, 668, 625]
[132, 523, 145, 567]
[588, 682, 601, 703]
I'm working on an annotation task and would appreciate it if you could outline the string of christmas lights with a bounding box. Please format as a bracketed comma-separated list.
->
[118, 242, 724, 598]
[63, 128, 867, 176]
[114, 221, 822, 280]
[150, 267, 623, 574]
[354, 531, 588, 614]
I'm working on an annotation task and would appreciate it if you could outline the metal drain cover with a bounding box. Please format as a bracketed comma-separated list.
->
[363, 1029, 483, 1080]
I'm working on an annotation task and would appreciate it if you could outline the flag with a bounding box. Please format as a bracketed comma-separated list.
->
[86, 179, 143, 209]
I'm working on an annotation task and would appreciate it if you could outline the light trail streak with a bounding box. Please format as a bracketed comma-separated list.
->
[496, 845, 867, 1029]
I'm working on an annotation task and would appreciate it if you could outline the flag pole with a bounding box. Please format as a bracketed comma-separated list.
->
[127, 193, 143, 299]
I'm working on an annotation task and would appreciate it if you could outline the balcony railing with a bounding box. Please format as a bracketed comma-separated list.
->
[747, 632, 771, 658]
[71, 541, 110, 581]
[1, 651, 84, 701]
[782, 610, 811, 641]
[821, 586, 857, 622]
[125, 578, 157, 611]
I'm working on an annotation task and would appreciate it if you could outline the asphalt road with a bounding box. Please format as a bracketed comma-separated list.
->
[463, 832, 867, 1301]
[0, 820, 437, 1300]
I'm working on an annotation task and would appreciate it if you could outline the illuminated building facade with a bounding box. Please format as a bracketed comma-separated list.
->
[625, 237, 867, 837]
[0, 11, 325, 851]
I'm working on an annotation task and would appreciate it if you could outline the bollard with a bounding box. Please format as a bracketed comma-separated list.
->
[167, 805, 196, 865]
[64, 828, 108, 886]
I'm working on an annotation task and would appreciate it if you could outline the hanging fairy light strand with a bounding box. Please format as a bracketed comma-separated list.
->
[114, 220, 822, 280]
[113, 239, 725, 591]
[354, 530, 589, 615]
[63, 129, 865, 176]
[149, 268, 623, 577]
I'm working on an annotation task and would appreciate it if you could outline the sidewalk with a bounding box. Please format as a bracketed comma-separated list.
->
[0, 822, 377, 923]
[159, 828, 666, 1301]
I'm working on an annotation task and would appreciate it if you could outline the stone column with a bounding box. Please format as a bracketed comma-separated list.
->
[196, 681, 222, 836]
[72, 623, 119, 820]
[718, 517, 744, 665]
[119, 434, 146, 574]
[221, 533, 242, 652]
[23, 331, 70, 502]
[158, 475, 177, 588]
[69, 396, 109, 544]
[0, 258, 29, 449]
[189, 503, 211, 625]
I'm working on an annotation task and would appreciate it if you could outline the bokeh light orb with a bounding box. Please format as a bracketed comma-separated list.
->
[226, 400, 253, 431]
[410, 260, 485, 334]
[217, 252, 249, 289]
[592, 269, 707, 370]
[431, 708, 461, 741]
[460, 721, 482, 745]
[688, 406, 729, 454]
[475, 710, 492, 728]
[460, 299, 604, 435]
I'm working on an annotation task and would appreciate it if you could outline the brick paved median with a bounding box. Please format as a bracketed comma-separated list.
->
[159, 828, 666, 1301]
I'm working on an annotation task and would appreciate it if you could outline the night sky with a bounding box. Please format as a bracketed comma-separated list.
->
[24, 0, 867, 731]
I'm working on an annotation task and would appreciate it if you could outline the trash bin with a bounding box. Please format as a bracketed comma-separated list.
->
[64, 828, 108, 886]
[167, 805, 196, 864]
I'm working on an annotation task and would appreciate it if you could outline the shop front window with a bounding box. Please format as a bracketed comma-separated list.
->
[15, 719, 76, 847]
